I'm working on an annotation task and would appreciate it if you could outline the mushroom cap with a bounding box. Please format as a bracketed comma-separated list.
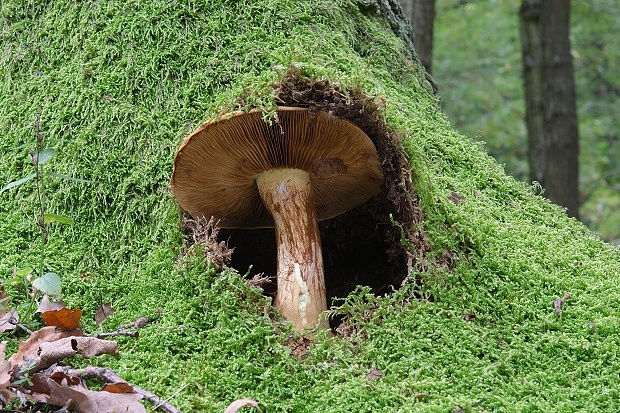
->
[171, 106, 383, 228]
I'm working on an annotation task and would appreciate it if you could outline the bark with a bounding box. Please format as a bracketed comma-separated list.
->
[540, 0, 579, 218]
[402, 0, 436, 74]
[520, 0, 546, 185]
[358, 0, 416, 60]
[520, 0, 579, 218]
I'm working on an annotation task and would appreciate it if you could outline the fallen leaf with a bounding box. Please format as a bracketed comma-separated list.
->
[42, 308, 83, 331]
[95, 302, 115, 327]
[0, 288, 16, 333]
[365, 368, 383, 380]
[102, 381, 133, 394]
[0, 309, 18, 333]
[50, 370, 82, 387]
[462, 313, 476, 321]
[553, 292, 571, 315]
[0, 342, 10, 379]
[37, 336, 119, 368]
[8, 326, 80, 368]
[0, 342, 14, 404]
[25, 372, 53, 402]
[47, 379, 146, 413]
[10, 336, 118, 382]
[448, 191, 466, 204]
[224, 398, 261, 413]
[35, 295, 67, 313]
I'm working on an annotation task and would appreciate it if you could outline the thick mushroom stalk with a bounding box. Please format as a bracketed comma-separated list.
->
[255, 168, 327, 330]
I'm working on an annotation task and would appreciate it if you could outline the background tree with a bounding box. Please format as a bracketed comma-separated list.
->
[520, 0, 580, 218]
[400, 0, 437, 74]
[433, 0, 618, 240]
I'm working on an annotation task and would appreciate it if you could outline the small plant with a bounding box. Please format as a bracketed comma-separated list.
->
[389, 213, 412, 249]
[1, 112, 90, 311]
[12, 360, 37, 387]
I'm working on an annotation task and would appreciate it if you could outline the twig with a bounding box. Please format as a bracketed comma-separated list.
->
[96, 330, 139, 339]
[143, 383, 187, 413]
[52, 366, 183, 413]
[9, 316, 33, 335]
[120, 316, 153, 329]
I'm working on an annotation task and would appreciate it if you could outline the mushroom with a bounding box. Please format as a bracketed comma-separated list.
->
[171, 106, 382, 330]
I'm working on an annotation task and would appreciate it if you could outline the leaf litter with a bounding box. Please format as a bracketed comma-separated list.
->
[0, 290, 258, 412]
[95, 302, 115, 327]
[0, 288, 17, 333]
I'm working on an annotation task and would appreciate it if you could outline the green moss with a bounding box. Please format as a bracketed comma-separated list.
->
[1, 0, 619, 411]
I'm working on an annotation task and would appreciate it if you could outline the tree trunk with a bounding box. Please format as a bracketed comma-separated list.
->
[359, 0, 417, 60]
[541, 0, 580, 218]
[414, 0, 436, 74]
[519, 0, 580, 218]
[401, 0, 436, 74]
[520, 0, 546, 185]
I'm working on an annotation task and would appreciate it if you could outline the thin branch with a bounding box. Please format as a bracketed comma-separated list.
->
[141, 384, 187, 413]
[96, 330, 139, 339]
[9, 316, 33, 335]
[51, 366, 183, 413]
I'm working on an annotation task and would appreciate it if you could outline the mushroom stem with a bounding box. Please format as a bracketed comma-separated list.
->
[255, 168, 329, 330]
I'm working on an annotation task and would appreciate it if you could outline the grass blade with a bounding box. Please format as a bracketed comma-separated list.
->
[44, 213, 75, 225]
[0, 173, 36, 194]
[48, 171, 94, 183]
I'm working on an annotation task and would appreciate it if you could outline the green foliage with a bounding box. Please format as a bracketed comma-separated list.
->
[0, 0, 619, 412]
[31, 272, 62, 298]
[434, 0, 620, 242]
[1, 114, 89, 321]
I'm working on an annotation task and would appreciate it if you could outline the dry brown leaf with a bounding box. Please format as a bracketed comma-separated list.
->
[42, 307, 83, 331]
[50, 370, 82, 387]
[95, 303, 115, 327]
[365, 368, 383, 380]
[0, 288, 16, 333]
[0, 341, 14, 404]
[0, 309, 17, 333]
[37, 336, 119, 369]
[224, 398, 261, 413]
[0, 287, 9, 311]
[72, 337, 119, 359]
[0, 342, 10, 383]
[35, 295, 67, 313]
[25, 373, 53, 402]
[101, 381, 133, 394]
[8, 326, 81, 367]
[47, 379, 146, 413]
[554, 292, 571, 315]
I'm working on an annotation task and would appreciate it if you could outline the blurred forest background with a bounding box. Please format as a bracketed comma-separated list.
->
[400, 0, 619, 244]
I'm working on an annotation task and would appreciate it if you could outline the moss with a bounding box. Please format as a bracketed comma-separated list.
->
[1, 0, 619, 411]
